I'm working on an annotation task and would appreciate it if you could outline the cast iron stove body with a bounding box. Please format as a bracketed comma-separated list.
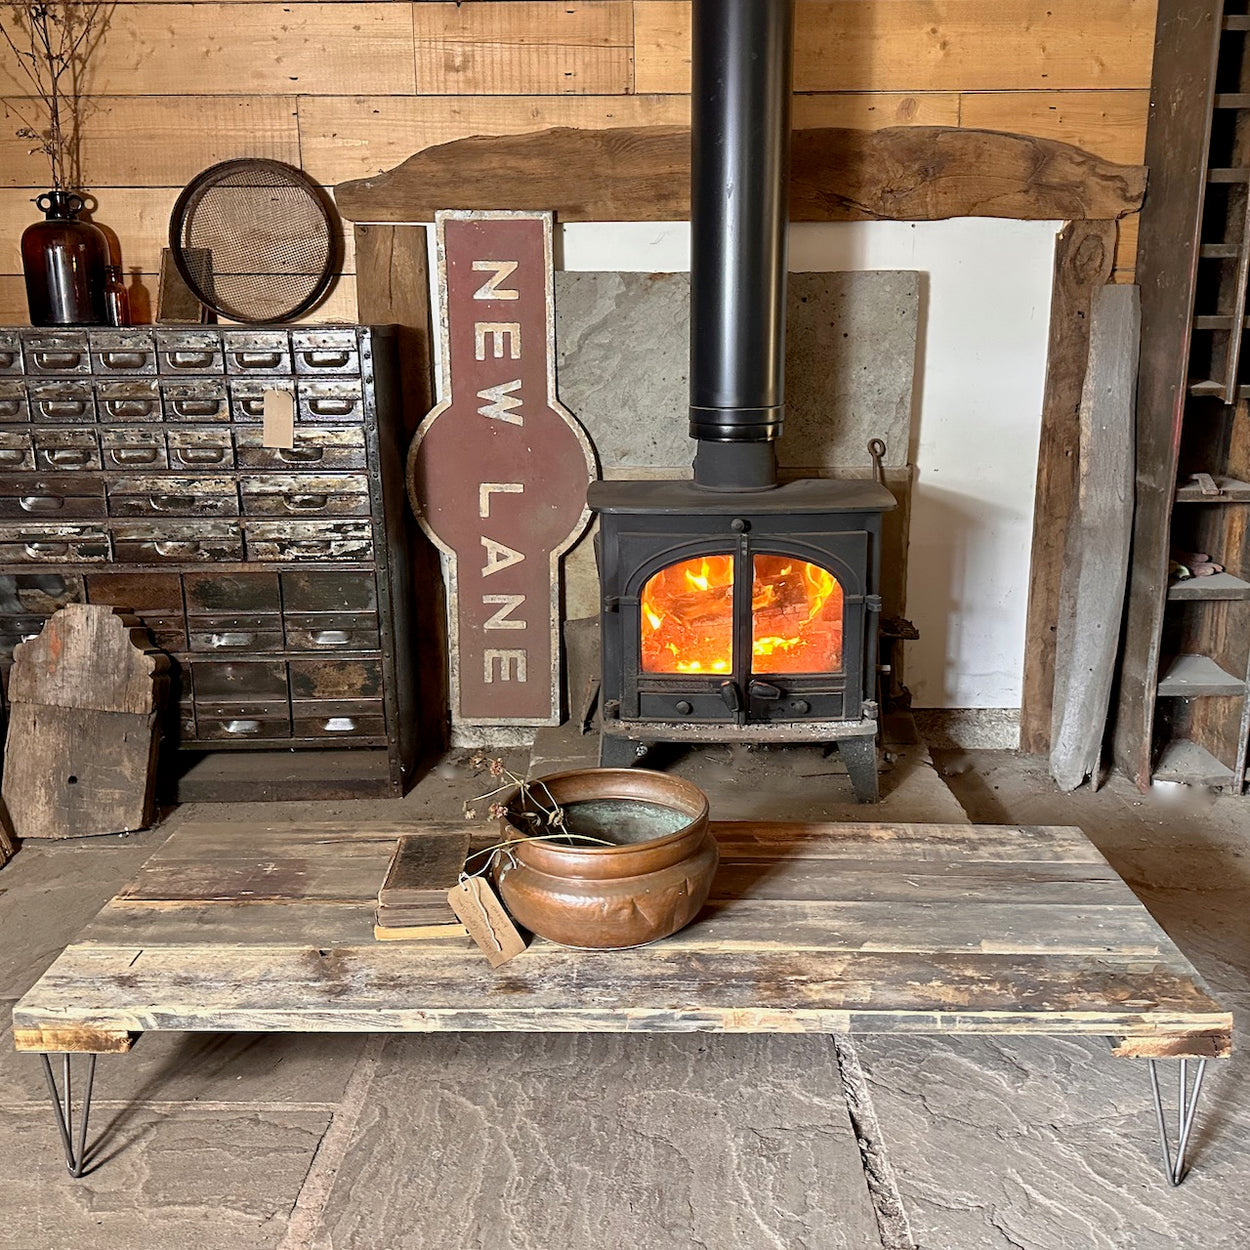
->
[588, 0, 894, 800]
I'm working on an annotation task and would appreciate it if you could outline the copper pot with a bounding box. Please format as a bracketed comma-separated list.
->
[493, 768, 718, 949]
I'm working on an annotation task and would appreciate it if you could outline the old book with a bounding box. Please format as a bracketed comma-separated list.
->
[373, 921, 469, 942]
[375, 829, 472, 926]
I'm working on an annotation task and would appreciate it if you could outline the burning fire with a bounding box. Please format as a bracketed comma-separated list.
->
[640, 553, 843, 675]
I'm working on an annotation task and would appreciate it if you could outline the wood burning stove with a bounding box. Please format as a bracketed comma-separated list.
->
[587, 0, 894, 800]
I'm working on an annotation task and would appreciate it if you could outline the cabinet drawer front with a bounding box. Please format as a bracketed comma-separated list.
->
[92, 331, 157, 376]
[28, 381, 95, 424]
[188, 619, 285, 653]
[234, 426, 366, 471]
[100, 428, 168, 469]
[292, 330, 359, 376]
[0, 572, 83, 614]
[156, 330, 224, 375]
[193, 709, 292, 741]
[240, 473, 369, 517]
[0, 381, 29, 423]
[224, 331, 291, 375]
[292, 700, 386, 739]
[0, 431, 35, 472]
[166, 428, 234, 470]
[107, 475, 239, 519]
[193, 659, 288, 700]
[0, 331, 21, 375]
[140, 613, 188, 653]
[0, 525, 109, 563]
[23, 332, 90, 376]
[160, 379, 229, 423]
[0, 475, 105, 520]
[281, 569, 377, 612]
[297, 379, 364, 424]
[284, 614, 380, 652]
[246, 520, 372, 563]
[32, 428, 100, 472]
[85, 570, 184, 614]
[289, 657, 383, 700]
[97, 380, 160, 423]
[111, 520, 243, 564]
[228, 379, 295, 422]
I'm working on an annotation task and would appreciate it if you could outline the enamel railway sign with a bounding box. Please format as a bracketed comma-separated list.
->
[409, 210, 597, 726]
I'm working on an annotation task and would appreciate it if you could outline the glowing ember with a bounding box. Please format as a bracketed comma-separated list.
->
[639, 553, 843, 675]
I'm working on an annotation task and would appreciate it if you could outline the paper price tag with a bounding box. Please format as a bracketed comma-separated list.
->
[262, 388, 295, 449]
[447, 877, 526, 968]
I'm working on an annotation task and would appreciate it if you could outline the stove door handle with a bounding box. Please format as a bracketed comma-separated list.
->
[718, 680, 743, 712]
[748, 680, 782, 701]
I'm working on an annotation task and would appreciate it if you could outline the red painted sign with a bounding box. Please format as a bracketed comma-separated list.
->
[409, 211, 597, 726]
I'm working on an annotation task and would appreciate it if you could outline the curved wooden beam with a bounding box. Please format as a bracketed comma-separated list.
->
[335, 125, 1146, 225]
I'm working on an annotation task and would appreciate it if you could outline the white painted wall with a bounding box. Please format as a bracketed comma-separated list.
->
[556, 217, 1062, 710]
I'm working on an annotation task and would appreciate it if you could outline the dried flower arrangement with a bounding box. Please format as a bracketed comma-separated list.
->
[1, 2, 114, 191]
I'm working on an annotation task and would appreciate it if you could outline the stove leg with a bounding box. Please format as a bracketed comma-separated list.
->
[1149, 1057, 1207, 1185]
[838, 736, 880, 803]
[39, 1052, 98, 1178]
[600, 733, 646, 768]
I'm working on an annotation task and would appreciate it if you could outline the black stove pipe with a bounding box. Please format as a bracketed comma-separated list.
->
[689, 0, 794, 491]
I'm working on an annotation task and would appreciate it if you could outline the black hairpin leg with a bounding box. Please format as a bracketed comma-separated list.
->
[1149, 1057, 1207, 1186]
[40, 1053, 98, 1178]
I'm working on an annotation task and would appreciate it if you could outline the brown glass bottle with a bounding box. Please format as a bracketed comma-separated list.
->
[21, 192, 110, 326]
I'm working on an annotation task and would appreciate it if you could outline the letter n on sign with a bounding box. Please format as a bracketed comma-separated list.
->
[408, 211, 597, 727]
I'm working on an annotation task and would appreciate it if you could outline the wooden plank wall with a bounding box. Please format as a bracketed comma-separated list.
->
[0, 0, 1156, 323]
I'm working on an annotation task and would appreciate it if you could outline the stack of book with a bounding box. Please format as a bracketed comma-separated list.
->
[374, 829, 472, 940]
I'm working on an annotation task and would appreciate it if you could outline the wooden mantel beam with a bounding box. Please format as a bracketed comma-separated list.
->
[334, 125, 1146, 225]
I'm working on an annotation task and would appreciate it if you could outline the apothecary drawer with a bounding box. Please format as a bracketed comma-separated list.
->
[28, 381, 95, 424]
[292, 699, 386, 739]
[192, 658, 288, 701]
[156, 330, 224, 375]
[0, 381, 29, 423]
[192, 705, 291, 741]
[228, 378, 295, 423]
[187, 614, 285, 654]
[223, 331, 291, 375]
[0, 431, 35, 472]
[97, 381, 160, 423]
[240, 473, 369, 517]
[106, 475, 239, 519]
[245, 520, 372, 562]
[289, 657, 383, 700]
[22, 332, 90, 376]
[0, 525, 109, 563]
[0, 475, 105, 520]
[32, 428, 100, 472]
[281, 569, 376, 612]
[160, 379, 229, 423]
[0, 331, 21, 375]
[184, 570, 280, 615]
[92, 330, 157, 376]
[234, 426, 365, 471]
[291, 329, 359, 377]
[298, 379, 365, 424]
[166, 428, 234, 470]
[101, 428, 167, 470]
[111, 519, 243, 563]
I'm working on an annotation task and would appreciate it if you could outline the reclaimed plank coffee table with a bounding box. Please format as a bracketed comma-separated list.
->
[13, 818, 1231, 1185]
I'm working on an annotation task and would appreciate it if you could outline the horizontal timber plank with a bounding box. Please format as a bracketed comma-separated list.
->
[633, 0, 1158, 95]
[334, 125, 1146, 223]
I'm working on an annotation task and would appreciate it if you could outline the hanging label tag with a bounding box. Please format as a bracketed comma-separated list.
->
[446, 877, 526, 968]
[262, 388, 295, 449]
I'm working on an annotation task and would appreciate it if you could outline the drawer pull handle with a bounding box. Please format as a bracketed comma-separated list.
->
[209, 632, 254, 648]
[311, 629, 351, 647]
[0, 402, 23, 419]
[176, 446, 226, 465]
[148, 494, 187, 512]
[308, 398, 355, 417]
[290, 540, 331, 556]
[168, 351, 216, 370]
[232, 352, 283, 369]
[32, 350, 83, 371]
[24, 541, 68, 557]
[224, 718, 262, 735]
[277, 446, 322, 463]
[100, 351, 148, 370]
[285, 493, 328, 511]
[38, 400, 89, 419]
[0, 351, 17, 369]
[0, 449, 27, 465]
[20, 495, 63, 513]
[47, 449, 91, 467]
[323, 717, 357, 733]
[170, 399, 220, 418]
[300, 350, 351, 369]
[104, 400, 156, 419]
[153, 540, 202, 557]
[110, 447, 159, 465]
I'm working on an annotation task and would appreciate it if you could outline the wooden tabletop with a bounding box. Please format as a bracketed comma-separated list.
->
[12, 819, 1232, 1059]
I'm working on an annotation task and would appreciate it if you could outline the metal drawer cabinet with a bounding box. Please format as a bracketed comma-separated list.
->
[156, 330, 225, 376]
[240, 473, 370, 518]
[223, 331, 291, 376]
[297, 379, 365, 425]
[84, 570, 187, 652]
[228, 378, 295, 423]
[31, 428, 100, 472]
[160, 379, 229, 424]
[111, 520, 243, 564]
[0, 572, 83, 615]
[101, 427, 168, 470]
[0, 525, 109, 564]
[292, 329, 359, 376]
[106, 475, 239, 519]
[185, 572, 282, 654]
[289, 657, 383, 701]
[292, 699, 387, 740]
[245, 519, 373, 562]
[191, 658, 291, 741]
[234, 426, 367, 471]
[92, 330, 157, 376]
[0, 331, 20, 375]
[166, 428, 234, 471]
[0, 476, 105, 521]
[27, 381, 95, 424]
[22, 331, 90, 376]
[97, 381, 160, 423]
[0, 431, 35, 472]
[0, 381, 29, 422]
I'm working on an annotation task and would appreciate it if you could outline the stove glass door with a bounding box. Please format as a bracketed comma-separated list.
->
[751, 554, 844, 674]
[640, 553, 735, 675]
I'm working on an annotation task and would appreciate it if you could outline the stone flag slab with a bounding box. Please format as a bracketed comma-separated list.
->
[409, 210, 596, 726]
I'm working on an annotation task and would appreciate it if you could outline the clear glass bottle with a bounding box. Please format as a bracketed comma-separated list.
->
[103, 265, 130, 327]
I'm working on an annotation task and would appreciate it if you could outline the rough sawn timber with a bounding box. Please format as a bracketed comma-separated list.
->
[333, 125, 1146, 224]
[11, 818, 1230, 1061]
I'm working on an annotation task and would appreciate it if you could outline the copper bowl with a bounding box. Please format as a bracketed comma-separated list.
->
[493, 768, 718, 949]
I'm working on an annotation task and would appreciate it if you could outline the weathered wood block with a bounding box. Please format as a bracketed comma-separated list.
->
[3, 604, 168, 839]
